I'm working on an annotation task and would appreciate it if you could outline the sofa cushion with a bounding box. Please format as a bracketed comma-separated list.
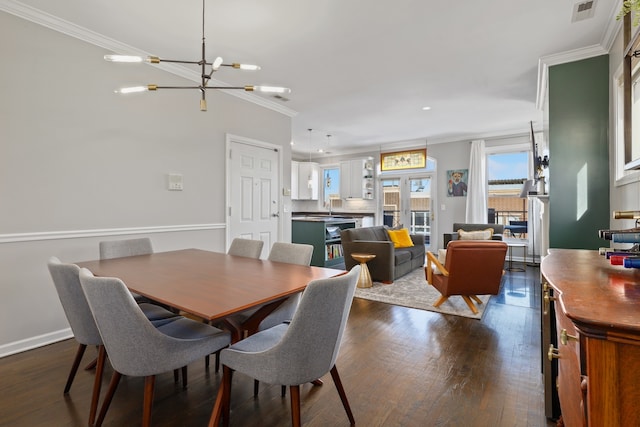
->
[458, 228, 493, 240]
[393, 250, 412, 265]
[387, 228, 414, 248]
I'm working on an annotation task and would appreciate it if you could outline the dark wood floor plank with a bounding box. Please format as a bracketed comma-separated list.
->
[0, 266, 555, 426]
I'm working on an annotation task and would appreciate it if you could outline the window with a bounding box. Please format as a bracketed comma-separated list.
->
[487, 151, 529, 230]
[613, 63, 640, 185]
[322, 167, 342, 210]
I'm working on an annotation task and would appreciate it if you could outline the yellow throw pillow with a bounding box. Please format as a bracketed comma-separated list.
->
[458, 228, 493, 240]
[387, 228, 414, 248]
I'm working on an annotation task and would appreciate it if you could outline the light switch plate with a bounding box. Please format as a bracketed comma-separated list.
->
[167, 173, 183, 191]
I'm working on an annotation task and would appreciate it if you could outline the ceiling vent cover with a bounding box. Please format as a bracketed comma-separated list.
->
[572, 0, 596, 23]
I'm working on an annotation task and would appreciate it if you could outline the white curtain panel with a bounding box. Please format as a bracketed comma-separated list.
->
[465, 140, 487, 223]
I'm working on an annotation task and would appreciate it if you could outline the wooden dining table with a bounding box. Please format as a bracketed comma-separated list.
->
[77, 248, 343, 341]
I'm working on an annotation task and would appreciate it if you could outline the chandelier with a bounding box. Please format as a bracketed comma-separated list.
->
[103, 0, 290, 111]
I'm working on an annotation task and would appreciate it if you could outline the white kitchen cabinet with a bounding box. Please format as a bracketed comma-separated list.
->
[291, 161, 319, 200]
[340, 159, 374, 199]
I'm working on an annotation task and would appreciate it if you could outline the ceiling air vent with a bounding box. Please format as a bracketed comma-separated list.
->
[572, 0, 596, 23]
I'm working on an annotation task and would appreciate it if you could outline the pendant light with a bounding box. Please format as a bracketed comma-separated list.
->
[104, 0, 290, 111]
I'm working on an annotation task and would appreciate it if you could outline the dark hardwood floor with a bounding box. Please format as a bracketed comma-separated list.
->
[0, 266, 555, 426]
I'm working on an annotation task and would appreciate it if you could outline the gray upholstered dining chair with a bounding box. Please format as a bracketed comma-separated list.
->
[206, 237, 265, 370]
[47, 257, 181, 426]
[78, 268, 231, 427]
[222, 241, 313, 336]
[99, 238, 155, 303]
[209, 265, 360, 427]
[99, 237, 154, 259]
[259, 242, 314, 331]
[227, 237, 264, 259]
[251, 242, 314, 396]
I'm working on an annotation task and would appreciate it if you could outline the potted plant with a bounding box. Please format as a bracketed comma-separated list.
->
[618, 0, 640, 25]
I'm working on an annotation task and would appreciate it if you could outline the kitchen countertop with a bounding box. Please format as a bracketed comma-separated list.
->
[292, 212, 374, 218]
[292, 216, 357, 222]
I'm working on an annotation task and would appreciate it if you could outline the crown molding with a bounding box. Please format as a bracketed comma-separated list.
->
[536, 44, 609, 111]
[0, 0, 298, 117]
[536, 0, 623, 110]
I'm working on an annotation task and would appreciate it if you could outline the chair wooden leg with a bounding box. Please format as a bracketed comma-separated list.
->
[205, 354, 210, 368]
[311, 379, 323, 386]
[330, 366, 355, 425]
[84, 356, 98, 371]
[89, 345, 107, 427]
[461, 295, 479, 314]
[182, 366, 188, 388]
[142, 376, 156, 427]
[433, 295, 448, 308]
[63, 343, 87, 394]
[174, 369, 179, 383]
[95, 370, 122, 427]
[254, 379, 259, 396]
[289, 385, 301, 427]
[470, 295, 483, 304]
[281, 385, 286, 397]
[209, 366, 233, 427]
[215, 350, 220, 373]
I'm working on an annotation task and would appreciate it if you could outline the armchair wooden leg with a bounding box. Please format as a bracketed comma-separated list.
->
[461, 296, 479, 314]
[470, 295, 483, 305]
[433, 295, 448, 308]
[289, 385, 301, 427]
[330, 366, 355, 425]
[64, 343, 87, 394]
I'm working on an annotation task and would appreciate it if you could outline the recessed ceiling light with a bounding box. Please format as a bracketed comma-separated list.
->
[422, 106, 431, 111]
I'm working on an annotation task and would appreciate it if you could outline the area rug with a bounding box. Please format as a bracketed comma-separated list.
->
[354, 268, 490, 320]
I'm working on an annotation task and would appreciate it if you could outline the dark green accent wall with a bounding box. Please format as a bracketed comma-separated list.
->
[548, 55, 610, 249]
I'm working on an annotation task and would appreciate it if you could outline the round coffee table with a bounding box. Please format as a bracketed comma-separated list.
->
[351, 253, 376, 288]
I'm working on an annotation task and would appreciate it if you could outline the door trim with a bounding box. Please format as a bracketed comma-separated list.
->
[225, 134, 283, 250]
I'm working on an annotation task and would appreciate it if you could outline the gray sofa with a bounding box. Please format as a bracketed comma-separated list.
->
[341, 226, 425, 283]
[443, 223, 504, 247]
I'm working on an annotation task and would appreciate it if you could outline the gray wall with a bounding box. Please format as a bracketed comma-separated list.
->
[0, 12, 292, 355]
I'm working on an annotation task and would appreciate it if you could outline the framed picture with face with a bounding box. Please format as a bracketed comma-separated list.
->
[447, 169, 468, 197]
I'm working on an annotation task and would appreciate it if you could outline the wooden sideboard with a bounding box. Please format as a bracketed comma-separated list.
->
[541, 249, 640, 425]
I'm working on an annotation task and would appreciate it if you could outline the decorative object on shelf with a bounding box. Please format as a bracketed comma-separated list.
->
[380, 149, 426, 171]
[103, 0, 290, 111]
[530, 121, 549, 185]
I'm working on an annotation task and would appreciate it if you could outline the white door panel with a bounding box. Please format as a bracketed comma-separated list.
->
[228, 137, 280, 258]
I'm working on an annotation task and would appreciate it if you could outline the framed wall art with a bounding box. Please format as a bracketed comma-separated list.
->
[447, 169, 468, 197]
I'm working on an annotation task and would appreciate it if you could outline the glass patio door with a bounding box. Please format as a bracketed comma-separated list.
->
[381, 175, 434, 250]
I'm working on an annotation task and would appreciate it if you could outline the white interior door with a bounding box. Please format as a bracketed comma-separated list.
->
[228, 136, 280, 258]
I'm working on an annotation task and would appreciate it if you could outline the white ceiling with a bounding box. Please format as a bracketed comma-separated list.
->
[4, 0, 621, 155]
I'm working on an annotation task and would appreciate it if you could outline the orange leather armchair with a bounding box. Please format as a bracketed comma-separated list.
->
[425, 240, 507, 314]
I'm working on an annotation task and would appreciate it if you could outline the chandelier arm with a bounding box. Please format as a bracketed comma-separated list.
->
[152, 86, 251, 90]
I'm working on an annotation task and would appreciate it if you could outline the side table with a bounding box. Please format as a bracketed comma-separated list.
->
[506, 242, 527, 272]
[351, 253, 376, 288]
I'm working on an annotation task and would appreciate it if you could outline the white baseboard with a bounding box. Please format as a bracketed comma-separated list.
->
[0, 328, 73, 358]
